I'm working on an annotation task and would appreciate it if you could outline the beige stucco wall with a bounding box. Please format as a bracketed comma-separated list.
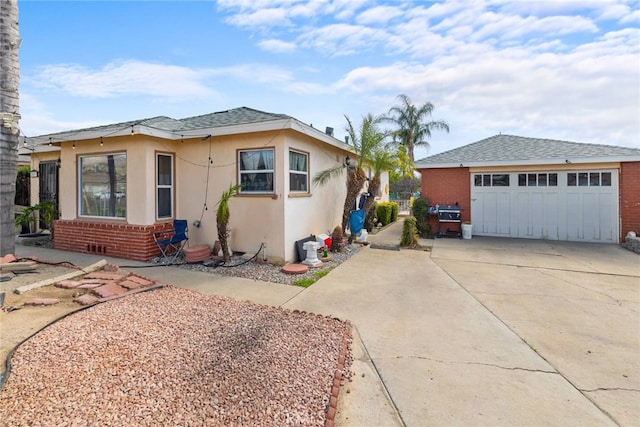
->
[52, 130, 352, 263]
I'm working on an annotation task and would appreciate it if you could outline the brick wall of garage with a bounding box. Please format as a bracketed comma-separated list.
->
[620, 161, 640, 242]
[418, 167, 470, 225]
[54, 220, 172, 261]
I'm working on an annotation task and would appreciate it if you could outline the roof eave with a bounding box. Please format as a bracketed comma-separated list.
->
[415, 155, 640, 169]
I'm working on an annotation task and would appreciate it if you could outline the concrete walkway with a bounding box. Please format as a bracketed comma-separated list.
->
[15, 223, 639, 426]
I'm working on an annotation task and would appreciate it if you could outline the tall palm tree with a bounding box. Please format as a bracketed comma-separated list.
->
[383, 93, 449, 161]
[313, 113, 389, 235]
[362, 146, 397, 217]
[0, 0, 21, 256]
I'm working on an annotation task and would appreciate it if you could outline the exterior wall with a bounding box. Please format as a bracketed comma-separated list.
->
[418, 167, 471, 222]
[54, 220, 170, 261]
[620, 161, 640, 242]
[29, 151, 59, 206]
[52, 130, 351, 263]
[283, 134, 347, 263]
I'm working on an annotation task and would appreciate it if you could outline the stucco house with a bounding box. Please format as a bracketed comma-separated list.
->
[415, 134, 640, 244]
[24, 107, 388, 263]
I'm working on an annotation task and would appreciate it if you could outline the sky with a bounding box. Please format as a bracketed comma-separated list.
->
[17, 0, 640, 159]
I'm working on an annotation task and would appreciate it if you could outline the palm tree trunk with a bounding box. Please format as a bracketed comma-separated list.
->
[362, 176, 380, 219]
[0, 0, 20, 256]
[342, 167, 366, 234]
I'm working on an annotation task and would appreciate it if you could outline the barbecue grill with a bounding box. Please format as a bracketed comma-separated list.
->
[437, 204, 462, 238]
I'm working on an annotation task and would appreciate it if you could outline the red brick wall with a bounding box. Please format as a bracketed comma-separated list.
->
[620, 161, 640, 242]
[419, 167, 471, 222]
[53, 220, 173, 261]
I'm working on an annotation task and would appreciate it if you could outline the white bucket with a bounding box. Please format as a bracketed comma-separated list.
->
[461, 223, 473, 240]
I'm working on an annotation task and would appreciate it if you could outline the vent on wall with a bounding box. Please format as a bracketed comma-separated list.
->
[87, 244, 107, 255]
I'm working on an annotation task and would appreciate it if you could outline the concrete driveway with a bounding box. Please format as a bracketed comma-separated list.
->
[430, 237, 640, 426]
[285, 224, 640, 426]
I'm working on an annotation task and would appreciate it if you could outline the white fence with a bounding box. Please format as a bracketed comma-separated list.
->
[395, 199, 411, 216]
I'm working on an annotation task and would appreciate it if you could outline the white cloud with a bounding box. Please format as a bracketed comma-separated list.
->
[31, 60, 217, 99]
[258, 38, 297, 53]
[356, 5, 404, 25]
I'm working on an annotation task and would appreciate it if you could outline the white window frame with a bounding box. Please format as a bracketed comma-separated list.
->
[289, 149, 309, 194]
[238, 148, 275, 194]
[156, 153, 174, 219]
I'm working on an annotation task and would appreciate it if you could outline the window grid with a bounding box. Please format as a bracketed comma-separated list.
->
[518, 173, 558, 187]
[567, 172, 612, 187]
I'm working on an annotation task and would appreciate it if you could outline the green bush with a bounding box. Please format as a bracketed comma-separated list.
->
[412, 198, 432, 238]
[376, 202, 394, 226]
[400, 216, 419, 247]
[390, 202, 398, 222]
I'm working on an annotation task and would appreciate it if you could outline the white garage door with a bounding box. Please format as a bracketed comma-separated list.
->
[470, 170, 619, 243]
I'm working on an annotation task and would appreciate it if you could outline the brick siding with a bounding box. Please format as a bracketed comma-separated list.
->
[620, 161, 640, 242]
[419, 167, 470, 235]
[53, 220, 173, 261]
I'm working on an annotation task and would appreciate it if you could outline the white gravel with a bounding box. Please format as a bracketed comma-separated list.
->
[0, 286, 352, 426]
[176, 244, 362, 286]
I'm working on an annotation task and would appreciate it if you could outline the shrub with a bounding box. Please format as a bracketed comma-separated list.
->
[412, 198, 432, 238]
[400, 216, 419, 247]
[376, 202, 398, 226]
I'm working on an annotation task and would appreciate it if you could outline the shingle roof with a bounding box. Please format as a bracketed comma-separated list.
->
[24, 107, 297, 146]
[416, 134, 640, 167]
[177, 107, 289, 130]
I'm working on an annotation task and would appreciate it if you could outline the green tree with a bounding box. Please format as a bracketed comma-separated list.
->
[313, 113, 390, 236]
[383, 93, 449, 161]
[0, 0, 20, 256]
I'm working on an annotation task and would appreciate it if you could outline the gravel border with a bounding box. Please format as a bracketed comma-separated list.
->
[172, 244, 363, 287]
[0, 286, 353, 426]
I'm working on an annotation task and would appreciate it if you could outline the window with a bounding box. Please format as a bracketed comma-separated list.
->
[238, 148, 274, 194]
[518, 173, 558, 187]
[568, 171, 611, 187]
[474, 174, 510, 187]
[79, 153, 126, 218]
[157, 153, 173, 219]
[289, 150, 309, 193]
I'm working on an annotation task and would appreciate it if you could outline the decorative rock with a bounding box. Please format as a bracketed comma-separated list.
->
[281, 263, 309, 275]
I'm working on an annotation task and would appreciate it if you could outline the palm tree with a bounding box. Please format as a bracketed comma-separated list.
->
[216, 184, 241, 263]
[383, 94, 449, 161]
[362, 146, 397, 217]
[313, 113, 389, 235]
[0, 0, 21, 256]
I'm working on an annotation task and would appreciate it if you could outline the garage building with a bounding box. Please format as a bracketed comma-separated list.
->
[415, 135, 640, 244]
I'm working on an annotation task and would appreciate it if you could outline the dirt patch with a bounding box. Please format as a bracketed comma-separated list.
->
[0, 262, 91, 379]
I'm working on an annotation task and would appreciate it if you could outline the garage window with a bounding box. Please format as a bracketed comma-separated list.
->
[474, 174, 510, 187]
[518, 173, 558, 187]
[568, 172, 611, 187]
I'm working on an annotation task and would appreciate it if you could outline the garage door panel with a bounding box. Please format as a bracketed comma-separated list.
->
[471, 170, 618, 243]
[543, 192, 560, 240]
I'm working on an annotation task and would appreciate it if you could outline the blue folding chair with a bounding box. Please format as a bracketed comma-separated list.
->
[153, 219, 189, 264]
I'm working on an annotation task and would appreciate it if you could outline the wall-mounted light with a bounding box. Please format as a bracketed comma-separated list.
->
[100, 137, 104, 147]
[72, 141, 76, 150]
[344, 156, 351, 167]
[131, 125, 135, 135]
[30, 169, 39, 178]
[48, 137, 52, 147]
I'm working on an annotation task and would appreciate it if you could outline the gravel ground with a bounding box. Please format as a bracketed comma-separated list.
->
[0, 286, 353, 426]
[172, 244, 363, 286]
